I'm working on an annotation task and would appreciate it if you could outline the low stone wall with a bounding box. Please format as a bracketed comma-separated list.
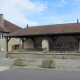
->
[0, 53, 6, 58]
[7, 52, 80, 59]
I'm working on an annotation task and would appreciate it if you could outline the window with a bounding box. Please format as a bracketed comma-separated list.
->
[0, 34, 1, 39]
[0, 33, 2, 39]
[0, 33, 6, 40]
[3, 34, 6, 39]
[2, 34, 3, 39]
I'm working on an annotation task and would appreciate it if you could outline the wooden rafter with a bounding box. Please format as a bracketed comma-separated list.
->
[31, 37, 38, 42]
[20, 38, 26, 42]
[49, 36, 59, 42]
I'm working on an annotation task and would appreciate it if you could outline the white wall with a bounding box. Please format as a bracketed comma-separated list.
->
[24, 38, 34, 48]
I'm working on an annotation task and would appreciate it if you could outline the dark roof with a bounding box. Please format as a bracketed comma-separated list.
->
[6, 23, 80, 37]
[0, 19, 21, 33]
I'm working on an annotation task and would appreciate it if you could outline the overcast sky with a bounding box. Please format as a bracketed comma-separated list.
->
[0, 0, 80, 28]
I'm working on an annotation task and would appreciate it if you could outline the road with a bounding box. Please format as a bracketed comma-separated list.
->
[0, 68, 80, 80]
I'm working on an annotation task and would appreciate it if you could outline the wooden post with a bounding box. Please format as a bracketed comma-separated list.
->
[31, 37, 38, 48]
[78, 36, 80, 51]
[22, 41, 24, 50]
[6, 37, 11, 52]
[6, 37, 8, 52]
[20, 38, 26, 50]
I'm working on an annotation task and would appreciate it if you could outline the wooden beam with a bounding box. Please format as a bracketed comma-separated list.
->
[74, 36, 78, 40]
[20, 38, 26, 50]
[5, 37, 11, 52]
[31, 37, 38, 48]
[22, 41, 24, 50]
[8, 37, 11, 42]
[31, 37, 38, 42]
[20, 38, 26, 42]
[49, 36, 59, 42]
[49, 37, 55, 42]
[78, 35, 79, 48]
[31, 38, 35, 42]
[55, 36, 59, 41]
[6, 37, 8, 52]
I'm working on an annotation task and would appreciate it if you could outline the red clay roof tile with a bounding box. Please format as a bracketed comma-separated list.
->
[4, 20, 21, 32]
[0, 19, 21, 33]
[6, 23, 80, 37]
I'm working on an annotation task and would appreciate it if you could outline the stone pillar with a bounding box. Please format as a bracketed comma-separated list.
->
[42, 39, 49, 52]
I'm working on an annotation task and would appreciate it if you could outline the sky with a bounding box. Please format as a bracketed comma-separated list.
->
[0, 0, 80, 28]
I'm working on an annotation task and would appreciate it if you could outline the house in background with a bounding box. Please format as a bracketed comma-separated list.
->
[6, 19, 80, 51]
[0, 14, 22, 53]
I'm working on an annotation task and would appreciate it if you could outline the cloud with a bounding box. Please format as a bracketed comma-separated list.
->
[17, 0, 47, 13]
[53, 0, 68, 7]
[42, 10, 80, 25]
[1, 0, 80, 28]
[0, 0, 47, 28]
[46, 14, 74, 24]
[39, 0, 80, 25]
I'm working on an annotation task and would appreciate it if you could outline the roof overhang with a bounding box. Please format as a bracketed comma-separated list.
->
[5, 32, 80, 38]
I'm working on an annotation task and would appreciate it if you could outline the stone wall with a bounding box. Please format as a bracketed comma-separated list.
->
[7, 52, 80, 59]
[0, 53, 6, 58]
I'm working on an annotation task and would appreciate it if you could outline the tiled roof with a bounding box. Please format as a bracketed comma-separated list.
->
[0, 19, 21, 33]
[6, 23, 80, 37]
[0, 26, 5, 31]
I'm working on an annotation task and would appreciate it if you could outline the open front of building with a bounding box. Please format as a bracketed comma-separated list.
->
[5, 21, 80, 52]
[24, 36, 79, 51]
[5, 34, 80, 52]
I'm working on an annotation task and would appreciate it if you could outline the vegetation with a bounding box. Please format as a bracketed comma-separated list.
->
[62, 56, 67, 59]
[13, 57, 26, 66]
[43, 59, 54, 63]
[16, 57, 26, 60]
[42, 59, 55, 68]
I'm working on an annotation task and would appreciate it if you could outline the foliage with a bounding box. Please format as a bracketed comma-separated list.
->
[13, 57, 26, 66]
[16, 57, 26, 60]
[62, 56, 67, 59]
[43, 59, 54, 63]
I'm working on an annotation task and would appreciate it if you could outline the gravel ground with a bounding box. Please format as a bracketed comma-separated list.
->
[0, 58, 80, 71]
